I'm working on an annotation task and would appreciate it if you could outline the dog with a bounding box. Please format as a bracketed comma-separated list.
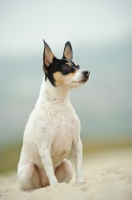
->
[17, 40, 90, 191]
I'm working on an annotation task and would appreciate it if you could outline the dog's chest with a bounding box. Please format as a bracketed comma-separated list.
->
[47, 105, 80, 142]
[42, 103, 80, 166]
[50, 114, 79, 166]
[32, 90, 80, 167]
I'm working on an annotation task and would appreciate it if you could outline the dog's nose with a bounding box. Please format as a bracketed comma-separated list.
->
[83, 71, 90, 76]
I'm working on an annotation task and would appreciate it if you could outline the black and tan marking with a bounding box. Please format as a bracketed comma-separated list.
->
[43, 40, 88, 87]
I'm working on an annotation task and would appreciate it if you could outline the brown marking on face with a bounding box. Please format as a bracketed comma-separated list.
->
[53, 72, 64, 86]
[53, 71, 77, 86]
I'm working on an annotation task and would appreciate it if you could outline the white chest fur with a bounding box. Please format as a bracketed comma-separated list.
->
[20, 79, 80, 166]
[18, 78, 83, 188]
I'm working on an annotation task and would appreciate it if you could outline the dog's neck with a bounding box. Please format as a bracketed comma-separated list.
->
[39, 78, 70, 104]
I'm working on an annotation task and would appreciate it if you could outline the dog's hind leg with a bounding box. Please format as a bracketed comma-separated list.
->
[55, 159, 73, 183]
[17, 163, 41, 191]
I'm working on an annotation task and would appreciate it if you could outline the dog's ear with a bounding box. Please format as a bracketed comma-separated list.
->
[62, 41, 73, 60]
[43, 40, 55, 73]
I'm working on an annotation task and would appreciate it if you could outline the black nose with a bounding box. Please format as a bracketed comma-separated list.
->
[83, 71, 90, 76]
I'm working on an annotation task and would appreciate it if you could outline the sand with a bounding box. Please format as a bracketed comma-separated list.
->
[0, 147, 132, 200]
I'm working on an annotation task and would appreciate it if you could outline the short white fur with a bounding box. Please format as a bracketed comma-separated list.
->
[17, 41, 89, 191]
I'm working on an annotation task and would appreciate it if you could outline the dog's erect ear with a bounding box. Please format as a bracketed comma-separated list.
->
[43, 40, 55, 70]
[62, 41, 73, 60]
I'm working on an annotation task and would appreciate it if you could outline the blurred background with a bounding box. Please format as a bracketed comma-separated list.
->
[0, 0, 132, 174]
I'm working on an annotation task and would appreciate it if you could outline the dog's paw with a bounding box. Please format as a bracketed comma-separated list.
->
[76, 177, 84, 184]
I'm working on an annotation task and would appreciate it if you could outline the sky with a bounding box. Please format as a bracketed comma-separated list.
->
[0, 0, 131, 55]
[0, 0, 132, 147]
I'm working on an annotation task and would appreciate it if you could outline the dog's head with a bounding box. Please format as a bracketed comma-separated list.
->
[43, 40, 90, 89]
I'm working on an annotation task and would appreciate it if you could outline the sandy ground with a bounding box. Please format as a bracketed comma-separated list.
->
[0, 147, 132, 200]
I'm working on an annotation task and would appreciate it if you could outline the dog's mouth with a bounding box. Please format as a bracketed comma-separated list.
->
[72, 76, 89, 84]
[79, 75, 90, 83]
[72, 71, 90, 84]
[81, 76, 89, 82]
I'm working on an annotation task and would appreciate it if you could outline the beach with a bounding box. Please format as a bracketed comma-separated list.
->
[0, 147, 132, 200]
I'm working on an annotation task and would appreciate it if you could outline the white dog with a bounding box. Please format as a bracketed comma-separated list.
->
[17, 41, 90, 191]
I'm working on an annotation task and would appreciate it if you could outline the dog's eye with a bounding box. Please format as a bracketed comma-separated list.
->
[63, 64, 71, 71]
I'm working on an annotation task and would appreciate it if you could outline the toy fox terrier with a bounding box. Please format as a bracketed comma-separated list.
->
[17, 40, 90, 191]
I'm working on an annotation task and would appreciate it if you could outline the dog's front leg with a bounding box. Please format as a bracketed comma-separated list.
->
[72, 138, 84, 183]
[40, 147, 58, 185]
